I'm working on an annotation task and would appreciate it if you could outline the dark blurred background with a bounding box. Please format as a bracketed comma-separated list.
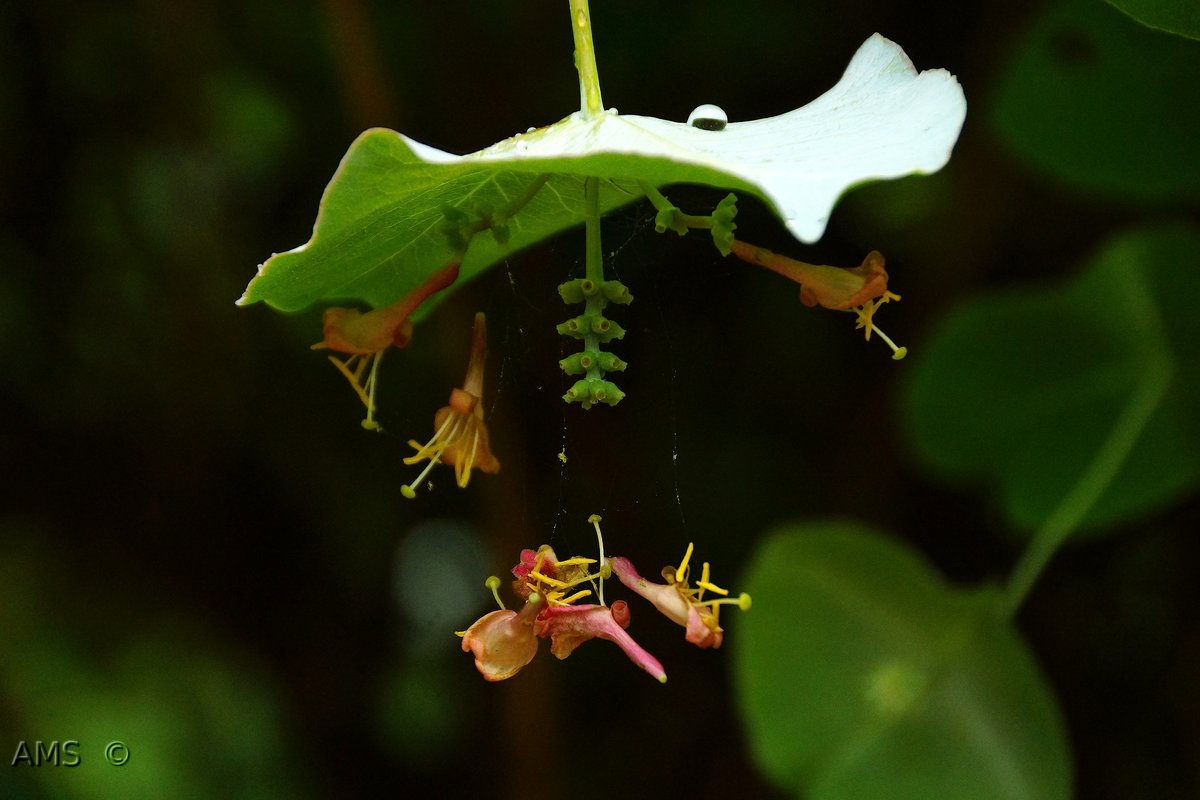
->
[2, 1, 1197, 798]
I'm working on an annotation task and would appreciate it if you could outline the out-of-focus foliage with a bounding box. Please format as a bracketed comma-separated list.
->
[0, 522, 306, 800]
[735, 521, 1071, 800]
[992, 0, 1200, 202]
[903, 223, 1200, 534]
[1105, 0, 1200, 38]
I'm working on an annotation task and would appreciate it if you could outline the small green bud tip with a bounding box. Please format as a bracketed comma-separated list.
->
[738, 592, 752, 611]
[892, 347, 908, 361]
[600, 562, 612, 579]
[658, 674, 668, 684]
[401, 485, 416, 500]
[485, 576, 502, 591]
[588, 514, 602, 524]
[601, 281, 632, 304]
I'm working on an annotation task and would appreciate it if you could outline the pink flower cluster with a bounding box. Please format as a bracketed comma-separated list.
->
[459, 540, 750, 683]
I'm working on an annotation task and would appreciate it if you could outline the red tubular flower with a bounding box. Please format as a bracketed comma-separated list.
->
[728, 241, 907, 359]
[402, 312, 501, 497]
[312, 261, 461, 429]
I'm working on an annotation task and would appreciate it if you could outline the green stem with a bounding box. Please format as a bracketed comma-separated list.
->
[583, 176, 604, 379]
[568, 0, 604, 117]
[999, 353, 1173, 618]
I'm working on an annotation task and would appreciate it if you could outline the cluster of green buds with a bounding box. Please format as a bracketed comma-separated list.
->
[557, 277, 632, 409]
[650, 190, 739, 257]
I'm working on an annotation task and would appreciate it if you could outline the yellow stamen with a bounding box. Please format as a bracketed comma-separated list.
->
[530, 569, 569, 588]
[873, 324, 908, 360]
[703, 592, 752, 611]
[403, 413, 458, 464]
[589, 514, 607, 605]
[849, 291, 906, 359]
[558, 589, 592, 605]
[402, 453, 441, 499]
[675, 542, 694, 584]
[485, 575, 506, 610]
[322, 351, 387, 431]
[555, 556, 598, 567]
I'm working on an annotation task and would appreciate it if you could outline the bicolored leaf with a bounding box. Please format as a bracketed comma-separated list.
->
[241, 34, 964, 314]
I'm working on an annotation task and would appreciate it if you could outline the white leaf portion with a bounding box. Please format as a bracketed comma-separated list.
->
[404, 34, 966, 243]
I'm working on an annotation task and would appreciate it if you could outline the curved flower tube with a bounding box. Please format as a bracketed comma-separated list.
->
[609, 544, 751, 650]
[402, 312, 501, 497]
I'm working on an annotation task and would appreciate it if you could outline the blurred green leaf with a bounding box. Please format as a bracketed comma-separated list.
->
[0, 525, 305, 800]
[1105, 0, 1200, 39]
[734, 521, 1071, 800]
[903, 223, 1200, 534]
[991, 0, 1200, 202]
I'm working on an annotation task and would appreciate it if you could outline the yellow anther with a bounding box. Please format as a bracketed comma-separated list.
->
[555, 556, 598, 567]
[697, 579, 729, 596]
[530, 569, 569, 588]
[558, 589, 592, 605]
[676, 542, 694, 583]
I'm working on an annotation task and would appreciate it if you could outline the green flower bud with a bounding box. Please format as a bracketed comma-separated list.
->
[600, 280, 633, 304]
[597, 352, 627, 372]
[591, 317, 625, 342]
[556, 314, 591, 339]
[558, 278, 599, 304]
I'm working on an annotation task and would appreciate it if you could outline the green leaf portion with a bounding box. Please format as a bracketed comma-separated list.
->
[903, 223, 1200, 534]
[239, 128, 633, 314]
[1105, 0, 1200, 39]
[991, 0, 1200, 201]
[735, 521, 1071, 800]
[238, 126, 769, 315]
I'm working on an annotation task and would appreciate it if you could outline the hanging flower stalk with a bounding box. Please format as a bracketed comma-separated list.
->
[402, 312, 500, 498]
[311, 261, 461, 430]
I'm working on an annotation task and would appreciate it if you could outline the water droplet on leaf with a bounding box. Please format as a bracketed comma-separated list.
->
[688, 104, 728, 131]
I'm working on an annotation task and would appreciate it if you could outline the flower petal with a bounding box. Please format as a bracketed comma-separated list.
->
[537, 602, 667, 683]
[608, 556, 691, 627]
[460, 607, 539, 681]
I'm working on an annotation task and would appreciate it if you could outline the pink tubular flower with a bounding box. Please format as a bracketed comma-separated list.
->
[610, 543, 751, 650]
[458, 542, 667, 683]
[459, 595, 543, 682]
[537, 601, 666, 683]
